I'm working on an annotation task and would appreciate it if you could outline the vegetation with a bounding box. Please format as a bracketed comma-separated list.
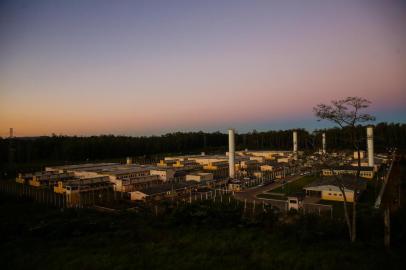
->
[0, 194, 405, 270]
[1, 122, 406, 177]
[1, 159, 405, 269]
[257, 193, 288, 200]
[314, 96, 376, 242]
[271, 176, 318, 196]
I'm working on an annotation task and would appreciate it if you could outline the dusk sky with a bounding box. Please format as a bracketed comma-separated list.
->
[1, 0, 405, 137]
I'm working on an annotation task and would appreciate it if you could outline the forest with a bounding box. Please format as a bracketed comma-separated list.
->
[1, 122, 405, 170]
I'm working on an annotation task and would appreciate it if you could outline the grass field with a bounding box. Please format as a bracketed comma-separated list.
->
[257, 193, 287, 200]
[270, 175, 318, 196]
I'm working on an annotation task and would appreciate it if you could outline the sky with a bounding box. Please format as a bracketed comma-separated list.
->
[0, 0, 405, 137]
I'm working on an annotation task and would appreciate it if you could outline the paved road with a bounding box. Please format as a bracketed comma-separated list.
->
[234, 175, 305, 203]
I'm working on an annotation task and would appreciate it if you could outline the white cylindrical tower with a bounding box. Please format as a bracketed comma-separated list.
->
[322, 133, 326, 154]
[293, 131, 298, 153]
[126, 157, 133, 165]
[228, 129, 235, 178]
[367, 126, 374, 167]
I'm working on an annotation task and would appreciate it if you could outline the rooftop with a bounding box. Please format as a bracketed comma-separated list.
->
[47, 163, 119, 171]
[139, 182, 198, 195]
[323, 165, 374, 171]
[305, 176, 367, 191]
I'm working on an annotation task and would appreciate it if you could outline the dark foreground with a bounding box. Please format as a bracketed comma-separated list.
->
[0, 194, 405, 270]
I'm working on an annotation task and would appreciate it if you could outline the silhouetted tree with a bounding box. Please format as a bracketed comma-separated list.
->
[314, 96, 375, 242]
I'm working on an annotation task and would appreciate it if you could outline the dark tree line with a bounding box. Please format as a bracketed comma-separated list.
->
[1, 122, 405, 166]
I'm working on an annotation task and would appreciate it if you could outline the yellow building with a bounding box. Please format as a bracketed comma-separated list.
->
[16, 173, 35, 184]
[277, 157, 290, 163]
[235, 150, 290, 160]
[322, 166, 374, 179]
[228, 180, 243, 192]
[53, 176, 113, 207]
[185, 172, 213, 182]
[239, 160, 259, 170]
[157, 160, 176, 167]
[25, 172, 75, 187]
[203, 161, 229, 179]
[304, 176, 366, 202]
[101, 168, 161, 192]
[150, 168, 175, 182]
[260, 165, 274, 171]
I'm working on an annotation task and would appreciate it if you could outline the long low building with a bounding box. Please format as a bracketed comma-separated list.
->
[128, 182, 198, 201]
[322, 166, 375, 179]
[304, 176, 367, 202]
[185, 172, 213, 182]
[107, 174, 161, 192]
[54, 175, 114, 207]
[45, 163, 120, 173]
[41, 162, 207, 194]
[45, 163, 164, 192]
[96, 167, 160, 191]
[16, 171, 75, 187]
[150, 168, 175, 182]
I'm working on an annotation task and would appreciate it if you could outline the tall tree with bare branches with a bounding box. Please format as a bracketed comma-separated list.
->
[313, 97, 375, 242]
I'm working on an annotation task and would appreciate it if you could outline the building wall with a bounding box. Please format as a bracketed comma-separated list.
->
[150, 169, 175, 182]
[203, 166, 228, 179]
[249, 156, 265, 163]
[186, 173, 213, 182]
[228, 183, 242, 191]
[110, 175, 161, 192]
[353, 151, 365, 159]
[321, 190, 354, 202]
[322, 169, 374, 179]
[129, 191, 147, 201]
[306, 185, 355, 202]
[260, 165, 273, 171]
[277, 158, 290, 163]
[54, 182, 65, 194]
